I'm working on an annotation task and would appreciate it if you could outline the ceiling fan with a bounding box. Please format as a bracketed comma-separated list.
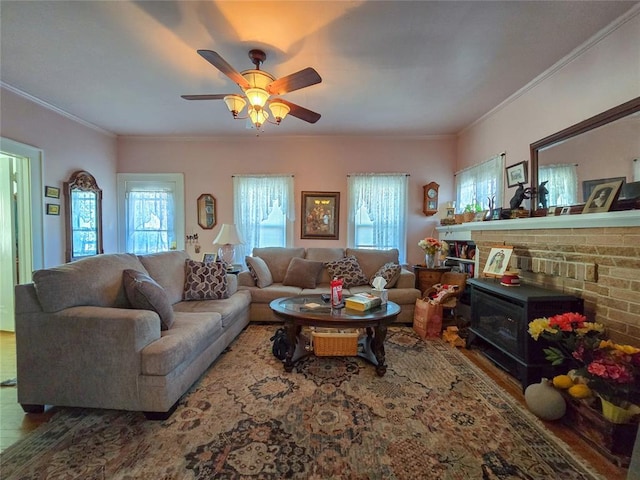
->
[181, 49, 322, 129]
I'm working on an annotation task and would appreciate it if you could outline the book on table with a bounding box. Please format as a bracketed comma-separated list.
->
[345, 293, 382, 311]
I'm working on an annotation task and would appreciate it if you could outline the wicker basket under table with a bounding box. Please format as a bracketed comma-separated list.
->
[311, 329, 360, 356]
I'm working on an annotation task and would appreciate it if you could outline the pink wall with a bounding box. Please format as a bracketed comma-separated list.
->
[0, 87, 118, 267]
[457, 12, 640, 205]
[117, 135, 456, 266]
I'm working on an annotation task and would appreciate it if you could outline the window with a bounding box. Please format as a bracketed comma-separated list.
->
[538, 164, 578, 207]
[455, 154, 504, 212]
[233, 175, 294, 259]
[117, 174, 185, 254]
[347, 173, 408, 263]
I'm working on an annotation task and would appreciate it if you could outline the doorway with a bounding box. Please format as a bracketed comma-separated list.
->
[0, 138, 44, 332]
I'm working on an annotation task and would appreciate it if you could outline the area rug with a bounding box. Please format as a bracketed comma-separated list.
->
[1, 325, 603, 479]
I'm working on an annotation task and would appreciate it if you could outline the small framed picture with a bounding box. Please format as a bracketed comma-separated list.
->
[506, 161, 528, 188]
[582, 180, 623, 214]
[482, 246, 513, 277]
[46, 203, 60, 215]
[491, 208, 502, 220]
[202, 252, 217, 263]
[45, 186, 60, 198]
[446, 207, 455, 219]
[560, 206, 571, 215]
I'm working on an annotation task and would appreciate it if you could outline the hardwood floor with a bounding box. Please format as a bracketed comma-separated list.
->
[0, 330, 630, 478]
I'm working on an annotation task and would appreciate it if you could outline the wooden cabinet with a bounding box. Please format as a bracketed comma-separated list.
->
[412, 266, 451, 295]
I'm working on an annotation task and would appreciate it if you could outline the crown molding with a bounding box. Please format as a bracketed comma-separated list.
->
[1, 82, 115, 137]
[458, 4, 640, 137]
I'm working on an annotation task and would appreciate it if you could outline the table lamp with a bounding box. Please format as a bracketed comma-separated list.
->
[213, 224, 243, 266]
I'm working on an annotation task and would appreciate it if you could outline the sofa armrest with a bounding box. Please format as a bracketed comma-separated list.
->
[16, 306, 161, 409]
[226, 273, 238, 296]
[394, 268, 415, 289]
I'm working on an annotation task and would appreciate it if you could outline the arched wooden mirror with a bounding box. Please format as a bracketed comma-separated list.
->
[64, 170, 103, 262]
[197, 194, 216, 229]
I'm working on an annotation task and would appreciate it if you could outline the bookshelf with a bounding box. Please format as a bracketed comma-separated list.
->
[445, 240, 477, 277]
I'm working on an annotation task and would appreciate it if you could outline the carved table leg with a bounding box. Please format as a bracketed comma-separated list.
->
[284, 323, 301, 372]
[372, 324, 388, 376]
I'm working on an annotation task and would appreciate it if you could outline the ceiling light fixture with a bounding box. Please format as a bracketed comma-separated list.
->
[219, 50, 291, 130]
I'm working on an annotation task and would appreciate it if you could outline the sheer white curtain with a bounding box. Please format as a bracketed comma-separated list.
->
[455, 154, 504, 212]
[539, 164, 578, 207]
[347, 173, 408, 263]
[233, 175, 294, 260]
[126, 187, 175, 254]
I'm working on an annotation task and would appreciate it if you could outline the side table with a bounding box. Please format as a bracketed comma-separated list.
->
[412, 265, 451, 296]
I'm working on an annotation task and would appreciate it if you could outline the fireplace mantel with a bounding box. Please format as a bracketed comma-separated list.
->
[436, 209, 639, 237]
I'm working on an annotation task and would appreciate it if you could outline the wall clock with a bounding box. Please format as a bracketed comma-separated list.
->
[423, 182, 439, 216]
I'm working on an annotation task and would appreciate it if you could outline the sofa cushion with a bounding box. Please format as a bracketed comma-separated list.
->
[245, 256, 273, 288]
[33, 253, 147, 313]
[370, 262, 402, 289]
[282, 258, 324, 289]
[346, 248, 399, 279]
[252, 247, 305, 283]
[138, 250, 190, 305]
[123, 269, 174, 330]
[305, 248, 345, 284]
[183, 260, 229, 300]
[324, 255, 369, 288]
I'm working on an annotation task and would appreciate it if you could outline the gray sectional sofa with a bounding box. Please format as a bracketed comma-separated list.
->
[14, 247, 419, 419]
[238, 247, 421, 324]
[14, 250, 250, 419]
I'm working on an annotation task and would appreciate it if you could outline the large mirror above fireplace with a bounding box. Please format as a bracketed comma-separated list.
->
[530, 97, 640, 211]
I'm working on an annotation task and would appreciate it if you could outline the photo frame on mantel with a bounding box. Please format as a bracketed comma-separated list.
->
[506, 161, 528, 188]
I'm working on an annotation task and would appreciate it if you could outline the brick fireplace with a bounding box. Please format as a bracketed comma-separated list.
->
[438, 211, 640, 346]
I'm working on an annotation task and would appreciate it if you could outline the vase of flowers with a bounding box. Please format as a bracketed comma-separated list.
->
[418, 237, 448, 268]
[528, 313, 640, 424]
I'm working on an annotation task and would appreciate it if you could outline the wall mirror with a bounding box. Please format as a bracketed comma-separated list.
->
[197, 194, 216, 229]
[530, 96, 640, 211]
[64, 170, 103, 262]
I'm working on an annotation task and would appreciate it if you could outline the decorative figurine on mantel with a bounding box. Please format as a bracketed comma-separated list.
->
[509, 183, 532, 210]
[538, 181, 549, 209]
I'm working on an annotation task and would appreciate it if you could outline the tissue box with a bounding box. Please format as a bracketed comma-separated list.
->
[371, 289, 388, 305]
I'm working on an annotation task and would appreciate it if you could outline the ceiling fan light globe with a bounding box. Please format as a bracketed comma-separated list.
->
[245, 88, 269, 108]
[223, 95, 247, 118]
[269, 102, 290, 124]
[249, 107, 269, 128]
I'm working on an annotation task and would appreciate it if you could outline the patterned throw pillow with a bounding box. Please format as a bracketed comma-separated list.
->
[183, 259, 229, 301]
[370, 262, 401, 289]
[324, 255, 369, 288]
[123, 269, 175, 330]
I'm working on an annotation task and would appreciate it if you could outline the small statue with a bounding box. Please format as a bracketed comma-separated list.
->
[509, 183, 531, 210]
[485, 196, 495, 221]
[538, 181, 549, 209]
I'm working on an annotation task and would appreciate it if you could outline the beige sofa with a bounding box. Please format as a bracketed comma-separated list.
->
[14, 250, 250, 419]
[238, 247, 421, 323]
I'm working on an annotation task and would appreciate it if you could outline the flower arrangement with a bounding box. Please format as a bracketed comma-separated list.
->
[418, 237, 448, 255]
[529, 312, 640, 411]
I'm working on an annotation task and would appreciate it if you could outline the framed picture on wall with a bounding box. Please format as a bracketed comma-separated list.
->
[506, 161, 528, 188]
[45, 186, 60, 198]
[301, 191, 340, 239]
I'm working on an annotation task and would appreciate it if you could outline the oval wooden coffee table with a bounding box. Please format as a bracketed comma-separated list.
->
[270, 295, 401, 376]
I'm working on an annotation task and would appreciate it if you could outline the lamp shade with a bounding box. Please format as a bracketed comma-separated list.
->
[223, 95, 246, 117]
[248, 107, 269, 128]
[213, 224, 243, 246]
[245, 88, 269, 108]
[269, 101, 290, 123]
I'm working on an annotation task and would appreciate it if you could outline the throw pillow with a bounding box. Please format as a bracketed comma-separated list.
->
[123, 269, 175, 330]
[245, 256, 274, 288]
[324, 255, 369, 288]
[370, 262, 401, 289]
[282, 257, 324, 289]
[183, 259, 229, 301]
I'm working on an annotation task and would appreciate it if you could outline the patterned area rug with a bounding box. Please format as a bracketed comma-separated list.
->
[1, 326, 603, 479]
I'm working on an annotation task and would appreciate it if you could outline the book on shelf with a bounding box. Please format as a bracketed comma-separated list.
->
[345, 293, 382, 311]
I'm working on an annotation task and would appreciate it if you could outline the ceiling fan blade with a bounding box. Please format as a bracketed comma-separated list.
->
[181, 94, 230, 100]
[197, 50, 250, 89]
[275, 98, 321, 124]
[267, 67, 322, 95]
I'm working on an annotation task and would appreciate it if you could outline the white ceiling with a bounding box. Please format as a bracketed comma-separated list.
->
[1, 1, 637, 137]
